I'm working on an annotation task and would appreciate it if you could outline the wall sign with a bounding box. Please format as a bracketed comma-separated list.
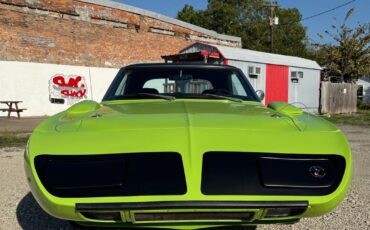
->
[49, 74, 88, 105]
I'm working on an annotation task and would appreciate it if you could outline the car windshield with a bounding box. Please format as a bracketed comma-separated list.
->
[103, 66, 259, 102]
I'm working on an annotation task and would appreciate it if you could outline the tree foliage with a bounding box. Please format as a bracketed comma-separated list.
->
[177, 0, 309, 57]
[315, 9, 370, 83]
[177, 2, 370, 83]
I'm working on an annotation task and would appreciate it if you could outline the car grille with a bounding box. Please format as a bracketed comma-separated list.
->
[76, 201, 308, 222]
[134, 212, 254, 221]
[34, 152, 187, 197]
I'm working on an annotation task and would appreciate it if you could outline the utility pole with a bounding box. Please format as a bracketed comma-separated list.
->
[264, 1, 278, 53]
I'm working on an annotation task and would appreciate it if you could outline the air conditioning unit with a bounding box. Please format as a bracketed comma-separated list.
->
[291, 71, 303, 83]
[248, 66, 261, 78]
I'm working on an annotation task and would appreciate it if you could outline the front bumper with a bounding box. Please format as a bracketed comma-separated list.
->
[24, 152, 351, 230]
[75, 201, 307, 228]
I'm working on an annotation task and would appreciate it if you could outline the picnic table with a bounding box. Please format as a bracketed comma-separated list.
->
[0, 101, 27, 119]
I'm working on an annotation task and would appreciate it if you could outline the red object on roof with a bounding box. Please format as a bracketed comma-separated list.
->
[199, 50, 220, 58]
[162, 49, 222, 63]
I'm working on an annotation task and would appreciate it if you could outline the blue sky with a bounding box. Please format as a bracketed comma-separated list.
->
[116, 0, 369, 44]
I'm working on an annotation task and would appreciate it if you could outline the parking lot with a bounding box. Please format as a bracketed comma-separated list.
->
[0, 122, 369, 230]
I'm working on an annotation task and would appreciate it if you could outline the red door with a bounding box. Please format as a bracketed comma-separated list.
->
[265, 64, 289, 105]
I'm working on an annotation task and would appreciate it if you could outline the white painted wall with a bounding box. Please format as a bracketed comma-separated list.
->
[229, 60, 321, 113]
[0, 60, 322, 116]
[0, 61, 118, 117]
[358, 77, 370, 103]
[288, 67, 321, 113]
[228, 60, 266, 104]
[88, 67, 120, 101]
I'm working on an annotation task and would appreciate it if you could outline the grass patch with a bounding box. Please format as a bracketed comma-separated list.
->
[0, 134, 29, 148]
[322, 109, 370, 126]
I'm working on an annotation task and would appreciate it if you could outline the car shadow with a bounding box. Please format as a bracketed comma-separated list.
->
[16, 192, 72, 229]
[16, 193, 157, 230]
[16, 193, 256, 230]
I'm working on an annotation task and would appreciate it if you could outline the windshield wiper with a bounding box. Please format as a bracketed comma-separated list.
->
[203, 94, 243, 103]
[136, 93, 176, 101]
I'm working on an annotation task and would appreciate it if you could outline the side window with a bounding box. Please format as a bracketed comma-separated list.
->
[114, 74, 128, 96]
[231, 74, 247, 96]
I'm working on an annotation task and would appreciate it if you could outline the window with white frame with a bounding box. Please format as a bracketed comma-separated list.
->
[291, 71, 303, 83]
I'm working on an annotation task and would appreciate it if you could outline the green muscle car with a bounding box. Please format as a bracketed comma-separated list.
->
[24, 64, 351, 229]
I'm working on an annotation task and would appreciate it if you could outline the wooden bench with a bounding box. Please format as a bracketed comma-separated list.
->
[0, 108, 27, 118]
[0, 101, 26, 119]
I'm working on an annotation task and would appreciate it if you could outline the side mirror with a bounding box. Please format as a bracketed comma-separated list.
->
[256, 90, 265, 101]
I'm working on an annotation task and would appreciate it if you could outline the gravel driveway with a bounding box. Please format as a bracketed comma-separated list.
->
[0, 125, 369, 230]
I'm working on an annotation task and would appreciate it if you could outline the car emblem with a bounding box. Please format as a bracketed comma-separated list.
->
[309, 165, 326, 178]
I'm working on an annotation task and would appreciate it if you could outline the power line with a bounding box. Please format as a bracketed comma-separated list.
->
[280, 0, 356, 26]
[301, 0, 356, 22]
[282, 0, 356, 46]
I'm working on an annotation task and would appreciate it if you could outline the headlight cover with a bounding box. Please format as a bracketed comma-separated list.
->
[202, 152, 346, 196]
[259, 157, 336, 188]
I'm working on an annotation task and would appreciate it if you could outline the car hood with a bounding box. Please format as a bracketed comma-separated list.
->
[54, 100, 316, 132]
[31, 99, 349, 159]
[47, 100, 336, 132]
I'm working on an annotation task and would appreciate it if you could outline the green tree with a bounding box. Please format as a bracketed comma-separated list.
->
[272, 8, 308, 56]
[177, 4, 209, 28]
[177, 0, 309, 57]
[315, 9, 370, 83]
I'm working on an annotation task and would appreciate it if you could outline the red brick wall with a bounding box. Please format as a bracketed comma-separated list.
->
[0, 0, 240, 68]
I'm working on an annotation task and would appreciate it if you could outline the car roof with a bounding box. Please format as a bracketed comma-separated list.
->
[123, 63, 239, 70]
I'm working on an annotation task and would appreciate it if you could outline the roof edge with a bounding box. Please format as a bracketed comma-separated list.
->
[79, 0, 242, 43]
[182, 43, 322, 70]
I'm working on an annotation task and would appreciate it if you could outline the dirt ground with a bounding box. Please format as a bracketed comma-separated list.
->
[0, 117, 369, 230]
[0, 116, 45, 134]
